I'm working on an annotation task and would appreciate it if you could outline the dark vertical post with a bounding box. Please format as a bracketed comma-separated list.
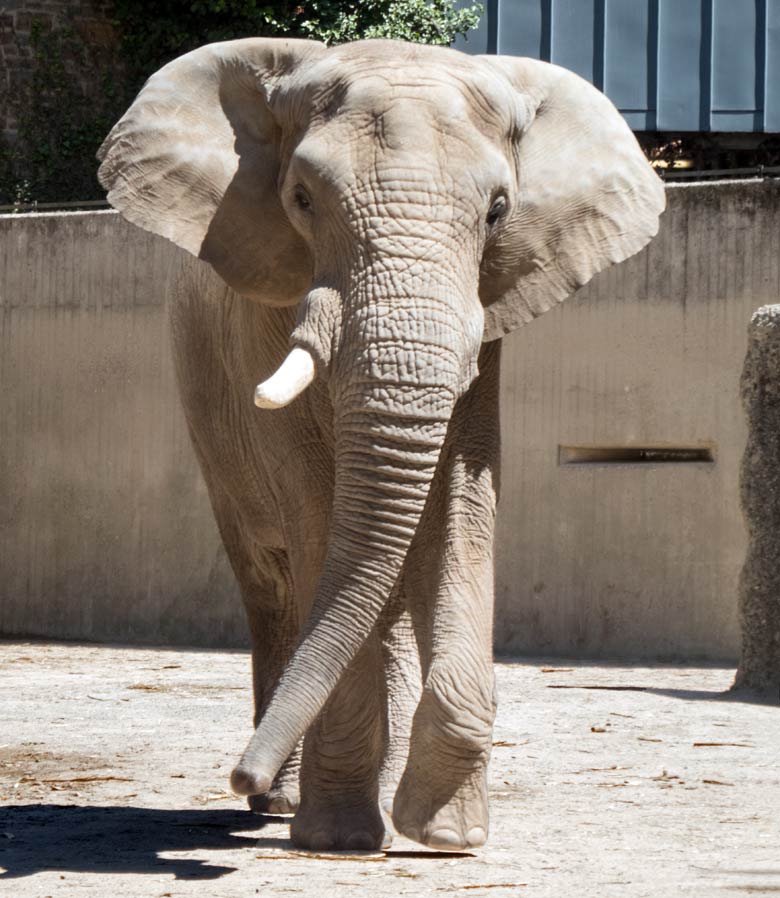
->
[756, 0, 767, 130]
[733, 306, 780, 699]
[593, 0, 605, 92]
[699, 0, 713, 131]
[487, 0, 499, 55]
[541, 0, 553, 60]
[648, 0, 659, 131]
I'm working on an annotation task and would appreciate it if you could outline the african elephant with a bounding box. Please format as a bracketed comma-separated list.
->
[97, 37, 664, 852]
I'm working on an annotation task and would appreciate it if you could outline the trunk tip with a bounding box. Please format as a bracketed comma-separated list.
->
[230, 763, 272, 797]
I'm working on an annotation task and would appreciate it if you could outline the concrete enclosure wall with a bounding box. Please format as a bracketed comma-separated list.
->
[0, 211, 245, 646]
[1, 181, 776, 658]
[496, 181, 778, 660]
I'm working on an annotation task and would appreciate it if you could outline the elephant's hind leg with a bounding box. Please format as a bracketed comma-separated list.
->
[170, 279, 304, 815]
[243, 546, 302, 816]
[211, 495, 303, 816]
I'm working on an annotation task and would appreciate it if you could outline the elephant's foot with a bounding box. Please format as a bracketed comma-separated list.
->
[291, 797, 390, 851]
[392, 763, 489, 851]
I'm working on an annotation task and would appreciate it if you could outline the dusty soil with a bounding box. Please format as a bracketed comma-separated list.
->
[1, 640, 779, 897]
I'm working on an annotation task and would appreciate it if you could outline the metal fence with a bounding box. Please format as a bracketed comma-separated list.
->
[457, 0, 780, 132]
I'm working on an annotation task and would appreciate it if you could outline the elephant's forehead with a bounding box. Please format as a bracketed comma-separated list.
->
[302, 70, 465, 119]
[339, 76, 476, 145]
[298, 51, 516, 135]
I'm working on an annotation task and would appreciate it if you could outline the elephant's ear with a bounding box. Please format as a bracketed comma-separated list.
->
[478, 56, 665, 341]
[97, 38, 325, 302]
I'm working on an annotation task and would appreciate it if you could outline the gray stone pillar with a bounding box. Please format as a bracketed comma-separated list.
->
[733, 305, 780, 697]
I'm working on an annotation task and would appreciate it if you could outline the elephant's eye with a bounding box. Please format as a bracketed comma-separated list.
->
[486, 194, 508, 227]
[293, 185, 312, 213]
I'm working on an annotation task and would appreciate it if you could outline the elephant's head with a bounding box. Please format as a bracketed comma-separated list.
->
[98, 38, 664, 794]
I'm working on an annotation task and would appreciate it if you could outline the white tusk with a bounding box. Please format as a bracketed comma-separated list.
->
[254, 346, 316, 409]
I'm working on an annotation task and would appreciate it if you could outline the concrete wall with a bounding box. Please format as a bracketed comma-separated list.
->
[497, 181, 779, 660]
[2, 181, 776, 658]
[0, 211, 245, 646]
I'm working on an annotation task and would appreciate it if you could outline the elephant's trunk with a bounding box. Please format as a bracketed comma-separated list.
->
[231, 288, 478, 796]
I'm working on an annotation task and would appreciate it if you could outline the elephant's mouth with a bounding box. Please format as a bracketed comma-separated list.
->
[253, 279, 483, 411]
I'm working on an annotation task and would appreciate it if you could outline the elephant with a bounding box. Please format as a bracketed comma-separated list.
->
[97, 37, 664, 852]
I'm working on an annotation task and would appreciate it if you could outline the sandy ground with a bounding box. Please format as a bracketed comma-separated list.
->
[1, 640, 779, 898]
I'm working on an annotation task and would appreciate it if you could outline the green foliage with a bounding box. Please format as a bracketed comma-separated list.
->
[1, 1, 482, 206]
[304, 0, 483, 45]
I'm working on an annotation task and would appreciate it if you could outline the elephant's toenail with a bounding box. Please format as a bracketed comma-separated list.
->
[401, 824, 422, 844]
[345, 831, 376, 851]
[381, 830, 393, 850]
[427, 828, 465, 850]
[308, 831, 332, 851]
[466, 826, 487, 847]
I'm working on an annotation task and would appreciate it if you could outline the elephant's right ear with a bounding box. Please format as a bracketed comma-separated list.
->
[97, 38, 325, 302]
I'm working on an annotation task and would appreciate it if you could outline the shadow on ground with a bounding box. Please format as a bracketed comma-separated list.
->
[0, 805, 289, 880]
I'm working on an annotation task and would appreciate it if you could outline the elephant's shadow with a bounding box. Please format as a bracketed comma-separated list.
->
[0, 804, 288, 880]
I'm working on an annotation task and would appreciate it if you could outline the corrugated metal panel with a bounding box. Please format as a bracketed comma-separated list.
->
[656, 0, 704, 130]
[552, 0, 601, 83]
[711, 0, 761, 131]
[604, 0, 656, 131]
[496, 0, 543, 57]
[456, 0, 780, 132]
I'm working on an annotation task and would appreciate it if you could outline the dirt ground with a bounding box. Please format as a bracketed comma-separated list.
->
[1, 640, 779, 898]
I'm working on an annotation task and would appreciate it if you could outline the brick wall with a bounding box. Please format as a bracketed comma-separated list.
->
[0, 0, 120, 143]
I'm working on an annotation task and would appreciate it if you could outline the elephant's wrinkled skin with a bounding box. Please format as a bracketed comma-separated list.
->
[98, 38, 664, 851]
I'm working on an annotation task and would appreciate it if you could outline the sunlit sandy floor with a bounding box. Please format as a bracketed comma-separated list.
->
[1, 640, 779, 897]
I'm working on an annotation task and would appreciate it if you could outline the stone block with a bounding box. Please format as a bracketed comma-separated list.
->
[733, 305, 780, 697]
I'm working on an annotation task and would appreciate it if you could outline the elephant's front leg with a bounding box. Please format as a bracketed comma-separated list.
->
[392, 343, 501, 851]
[211, 499, 303, 816]
[393, 529, 496, 850]
[242, 561, 303, 817]
[291, 631, 388, 851]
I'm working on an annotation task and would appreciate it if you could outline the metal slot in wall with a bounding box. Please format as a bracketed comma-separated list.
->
[559, 445, 717, 465]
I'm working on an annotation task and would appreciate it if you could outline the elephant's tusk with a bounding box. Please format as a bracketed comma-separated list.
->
[254, 346, 316, 409]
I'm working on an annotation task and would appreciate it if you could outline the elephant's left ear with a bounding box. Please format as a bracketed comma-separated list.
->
[97, 38, 325, 302]
[478, 56, 665, 342]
